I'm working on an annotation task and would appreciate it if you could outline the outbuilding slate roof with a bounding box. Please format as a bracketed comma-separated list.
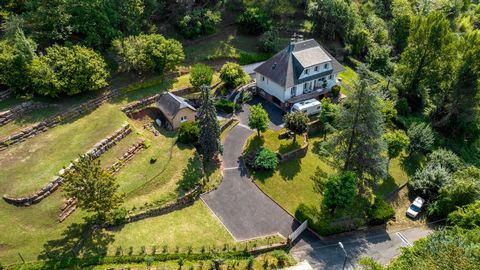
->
[254, 39, 345, 88]
[156, 92, 196, 119]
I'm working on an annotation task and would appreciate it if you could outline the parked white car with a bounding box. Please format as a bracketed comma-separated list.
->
[406, 197, 425, 218]
[291, 99, 322, 116]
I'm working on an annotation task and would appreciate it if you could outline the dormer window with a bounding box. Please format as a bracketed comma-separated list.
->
[314, 66, 318, 72]
[324, 63, 329, 69]
[305, 69, 309, 75]
[261, 76, 265, 81]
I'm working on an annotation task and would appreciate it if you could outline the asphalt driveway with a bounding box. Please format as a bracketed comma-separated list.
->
[237, 96, 284, 130]
[201, 124, 299, 241]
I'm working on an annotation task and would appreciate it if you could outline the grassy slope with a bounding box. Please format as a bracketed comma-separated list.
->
[0, 73, 230, 266]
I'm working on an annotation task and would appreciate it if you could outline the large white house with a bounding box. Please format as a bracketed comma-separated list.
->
[254, 38, 345, 109]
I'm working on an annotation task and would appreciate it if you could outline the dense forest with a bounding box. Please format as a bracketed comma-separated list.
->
[1, 0, 480, 268]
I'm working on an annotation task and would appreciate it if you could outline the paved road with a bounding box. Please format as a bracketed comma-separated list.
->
[201, 123, 298, 241]
[292, 226, 432, 269]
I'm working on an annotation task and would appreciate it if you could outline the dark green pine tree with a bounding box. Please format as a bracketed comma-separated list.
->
[197, 86, 222, 160]
[333, 65, 387, 182]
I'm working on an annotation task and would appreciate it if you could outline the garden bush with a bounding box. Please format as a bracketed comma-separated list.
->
[407, 122, 435, 154]
[189, 63, 213, 89]
[237, 7, 271, 35]
[409, 164, 452, 199]
[396, 97, 410, 115]
[214, 99, 241, 113]
[260, 30, 278, 53]
[111, 207, 128, 226]
[294, 203, 348, 236]
[253, 148, 278, 171]
[177, 122, 199, 144]
[331, 85, 341, 97]
[178, 9, 221, 39]
[219, 62, 250, 88]
[427, 148, 463, 173]
[367, 197, 395, 225]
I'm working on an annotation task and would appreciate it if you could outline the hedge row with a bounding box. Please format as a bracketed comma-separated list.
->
[8, 251, 251, 270]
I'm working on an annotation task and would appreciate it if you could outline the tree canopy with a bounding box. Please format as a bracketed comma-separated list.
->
[248, 104, 269, 137]
[189, 63, 213, 89]
[284, 111, 309, 142]
[30, 45, 109, 97]
[197, 86, 222, 160]
[323, 171, 357, 212]
[62, 155, 123, 222]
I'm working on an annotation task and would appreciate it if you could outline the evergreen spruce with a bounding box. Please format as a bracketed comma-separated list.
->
[197, 86, 222, 160]
[333, 65, 387, 182]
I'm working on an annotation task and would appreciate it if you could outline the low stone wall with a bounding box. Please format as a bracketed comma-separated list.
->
[0, 101, 55, 126]
[0, 89, 120, 151]
[121, 185, 202, 224]
[0, 89, 11, 101]
[277, 135, 309, 163]
[220, 118, 237, 132]
[108, 140, 145, 174]
[2, 123, 131, 206]
[248, 242, 289, 255]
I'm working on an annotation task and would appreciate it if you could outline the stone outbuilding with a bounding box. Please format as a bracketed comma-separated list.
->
[156, 92, 196, 130]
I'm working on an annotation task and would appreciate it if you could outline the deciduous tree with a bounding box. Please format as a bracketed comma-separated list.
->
[284, 111, 309, 143]
[30, 45, 109, 97]
[323, 171, 357, 213]
[62, 155, 123, 222]
[384, 130, 409, 163]
[248, 104, 269, 138]
[219, 62, 250, 88]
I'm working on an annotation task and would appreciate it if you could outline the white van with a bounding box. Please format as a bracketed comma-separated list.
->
[291, 99, 322, 116]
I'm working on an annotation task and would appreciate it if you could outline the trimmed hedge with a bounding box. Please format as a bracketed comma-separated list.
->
[215, 99, 241, 113]
[8, 251, 251, 270]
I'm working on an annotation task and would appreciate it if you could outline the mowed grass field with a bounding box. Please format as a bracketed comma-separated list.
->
[0, 74, 233, 266]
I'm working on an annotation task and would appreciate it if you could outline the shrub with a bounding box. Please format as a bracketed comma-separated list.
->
[177, 122, 199, 144]
[214, 99, 241, 113]
[253, 148, 278, 170]
[409, 164, 452, 199]
[219, 62, 250, 88]
[331, 85, 341, 97]
[260, 29, 278, 53]
[368, 197, 395, 225]
[189, 63, 213, 89]
[396, 97, 410, 115]
[237, 7, 271, 35]
[427, 148, 463, 173]
[271, 250, 289, 267]
[323, 172, 357, 212]
[111, 207, 128, 226]
[407, 122, 434, 154]
[178, 9, 221, 39]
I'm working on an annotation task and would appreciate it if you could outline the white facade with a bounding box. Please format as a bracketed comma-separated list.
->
[258, 72, 338, 103]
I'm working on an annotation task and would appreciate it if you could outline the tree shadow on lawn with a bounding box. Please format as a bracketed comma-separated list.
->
[176, 156, 204, 196]
[375, 175, 400, 198]
[401, 153, 424, 177]
[38, 219, 114, 268]
[278, 158, 301, 181]
[243, 135, 265, 155]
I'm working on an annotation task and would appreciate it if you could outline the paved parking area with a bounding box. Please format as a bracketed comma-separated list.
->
[201, 124, 298, 241]
[237, 96, 285, 130]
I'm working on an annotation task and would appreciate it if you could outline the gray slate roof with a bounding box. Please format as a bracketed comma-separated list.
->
[254, 39, 345, 88]
[156, 92, 196, 119]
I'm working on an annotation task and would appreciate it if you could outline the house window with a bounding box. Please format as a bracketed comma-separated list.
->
[291, 86, 297, 97]
[328, 75, 333, 80]
[314, 66, 318, 72]
[305, 69, 309, 75]
[180, 116, 188, 123]
[261, 76, 265, 81]
[324, 63, 328, 69]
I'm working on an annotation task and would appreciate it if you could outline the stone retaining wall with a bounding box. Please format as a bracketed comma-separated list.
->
[2, 123, 131, 206]
[108, 140, 145, 174]
[121, 185, 202, 224]
[0, 89, 11, 101]
[0, 89, 120, 151]
[277, 135, 309, 163]
[0, 101, 55, 126]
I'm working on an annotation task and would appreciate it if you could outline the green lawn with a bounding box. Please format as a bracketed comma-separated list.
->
[251, 134, 410, 215]
[338, 65, 359, 97]
[0, 73, 232, 266]
[244, 129, 304, 156]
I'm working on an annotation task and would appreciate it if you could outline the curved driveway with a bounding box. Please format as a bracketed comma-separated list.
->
[201, 103, 298, 241]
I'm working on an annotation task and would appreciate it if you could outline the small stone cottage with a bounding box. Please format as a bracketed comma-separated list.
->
[156, 92, 196, 130]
